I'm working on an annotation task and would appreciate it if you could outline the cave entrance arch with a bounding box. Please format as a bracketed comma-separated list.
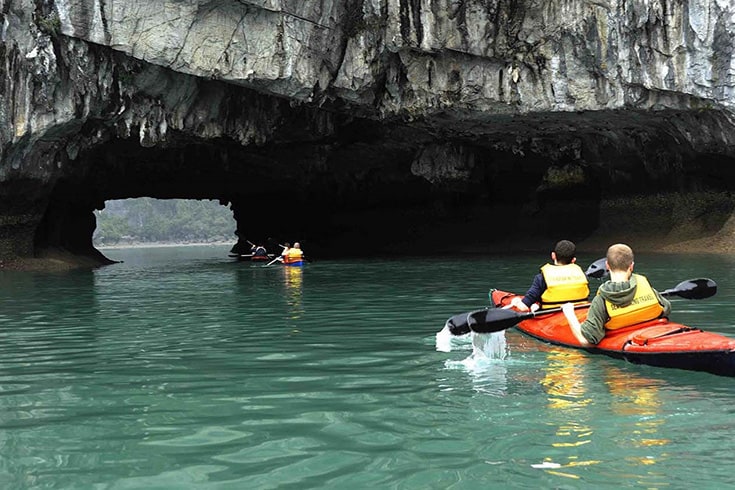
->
[93, 198, 237, 249]
[27, 130, 607, 267]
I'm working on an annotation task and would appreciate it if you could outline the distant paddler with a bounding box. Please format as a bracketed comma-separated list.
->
[250, 243, 269, 261]
[283, 242, 304, 266]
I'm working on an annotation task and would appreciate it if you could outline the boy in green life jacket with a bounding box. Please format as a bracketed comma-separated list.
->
[562, 243, 671, 345]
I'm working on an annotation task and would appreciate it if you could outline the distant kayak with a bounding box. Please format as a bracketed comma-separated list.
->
[228, 253, 275, 262]
[281, 258, 304, 267]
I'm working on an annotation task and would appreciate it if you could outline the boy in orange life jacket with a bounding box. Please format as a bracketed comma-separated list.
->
[562, 243, 671, 345]
[510, 239, 589, 312]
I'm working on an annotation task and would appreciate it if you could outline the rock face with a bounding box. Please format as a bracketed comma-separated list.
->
[2, 0, 735, 266]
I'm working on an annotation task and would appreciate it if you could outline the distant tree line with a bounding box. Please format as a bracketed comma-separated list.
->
[93, 198, 236, 245]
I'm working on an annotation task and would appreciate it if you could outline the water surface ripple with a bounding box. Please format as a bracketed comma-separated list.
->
[0, 246, 734, 488]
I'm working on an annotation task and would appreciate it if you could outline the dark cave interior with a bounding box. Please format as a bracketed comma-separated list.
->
[30, 129, 605, 263]
[5, 108, 735, 267]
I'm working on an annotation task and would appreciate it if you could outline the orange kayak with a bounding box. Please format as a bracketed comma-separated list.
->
[490, 289, 735, 377]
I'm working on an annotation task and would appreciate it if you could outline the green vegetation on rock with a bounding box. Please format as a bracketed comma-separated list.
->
[94, 198, 236, 246]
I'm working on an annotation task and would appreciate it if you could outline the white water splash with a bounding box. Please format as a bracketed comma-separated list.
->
[443, 332, 509, 396]
[440, 327, 510, 396]
[435, 325, 470, 352]
[471, 331, 508, 360]
[438, 328, 508, 361]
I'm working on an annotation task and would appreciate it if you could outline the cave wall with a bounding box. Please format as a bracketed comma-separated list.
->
[2, 0, 735, 265]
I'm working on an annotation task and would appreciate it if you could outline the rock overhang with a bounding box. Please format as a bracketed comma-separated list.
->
[3, 0, 735, 267]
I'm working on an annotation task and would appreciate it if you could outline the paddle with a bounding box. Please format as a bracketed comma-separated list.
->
[584, 256, 717, 298]
[445, 303, 590, 336]
[464, 277, 718, 334]
[229, 253, 252, 259]
[661, 278, 717, 300]
[585, 257, 608, 279]
[264, 256, 282, 267]
[466, 303, 591, 334]
[445, 311, 478, 336]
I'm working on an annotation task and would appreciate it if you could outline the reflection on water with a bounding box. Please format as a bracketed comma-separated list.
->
[605, 366, 670, 463]
[542, 350, 592, 412]
[534, 349, 672, 482]
[536, 349, 599, 479]
[282, 266, 303, 320]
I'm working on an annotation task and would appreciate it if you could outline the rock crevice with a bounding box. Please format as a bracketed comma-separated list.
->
[1, 0, 735, 267]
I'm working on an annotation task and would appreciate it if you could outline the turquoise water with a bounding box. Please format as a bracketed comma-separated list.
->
[1, 245, 734, 489]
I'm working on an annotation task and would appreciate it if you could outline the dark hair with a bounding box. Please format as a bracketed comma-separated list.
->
[554, 240, 576, 264]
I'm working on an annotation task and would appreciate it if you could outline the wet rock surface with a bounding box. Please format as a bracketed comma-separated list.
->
[2, 1, 735, 269]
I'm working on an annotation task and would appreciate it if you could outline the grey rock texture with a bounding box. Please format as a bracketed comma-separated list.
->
[2, 0, 735, 265]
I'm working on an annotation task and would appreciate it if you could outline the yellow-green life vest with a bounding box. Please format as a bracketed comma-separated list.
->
[539, 263, 590, 307]
[604, 274, 664, 330]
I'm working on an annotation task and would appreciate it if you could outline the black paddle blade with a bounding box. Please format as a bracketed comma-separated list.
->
[662, 278, 717, 300]
[585, 258, 608, 279]
[445, 311, 473, 336]
[467, 308, 524, 334]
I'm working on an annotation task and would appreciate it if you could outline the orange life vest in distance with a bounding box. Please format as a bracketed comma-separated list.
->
[604, 274, 664, 330]
[283, 248, 303, 263]
[539, 263, 590, 308]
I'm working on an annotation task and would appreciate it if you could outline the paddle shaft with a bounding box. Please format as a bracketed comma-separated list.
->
[265, 256, 282, 266]
[447, 277, 717, 336]
[466, 302, 591, 334]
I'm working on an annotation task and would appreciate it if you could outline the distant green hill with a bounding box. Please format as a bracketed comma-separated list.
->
[94, 198, 236, 246]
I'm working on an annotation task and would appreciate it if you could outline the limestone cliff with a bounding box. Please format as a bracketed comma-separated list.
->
[2, 0, 735, 267]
